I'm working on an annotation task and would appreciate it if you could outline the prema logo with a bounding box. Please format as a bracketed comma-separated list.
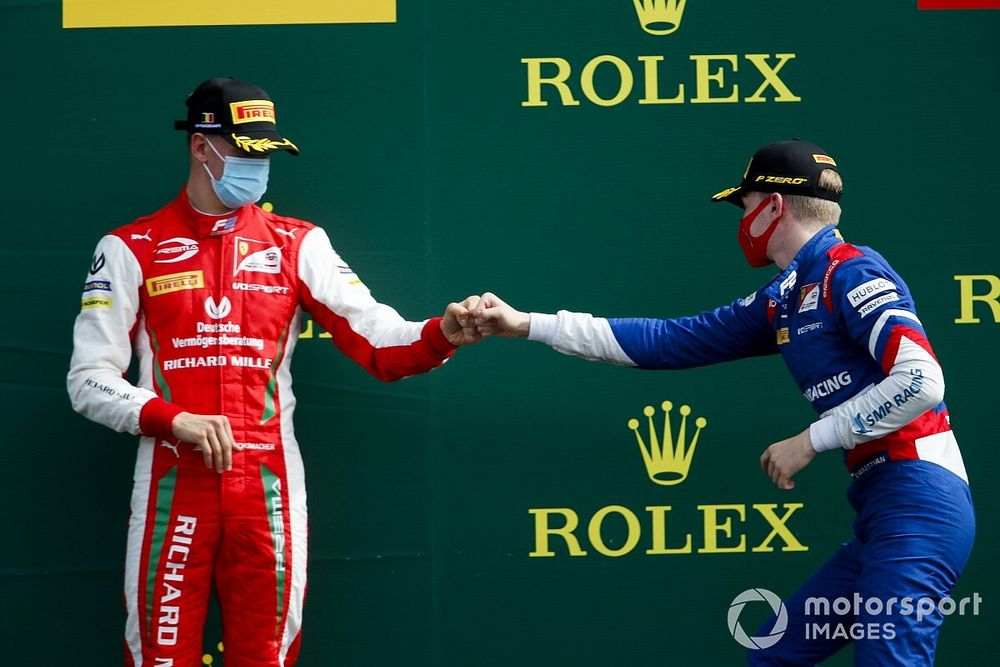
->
[154, 237, 200, 264]
[205, 296, 232, 320]
[728, 588, 788, 650]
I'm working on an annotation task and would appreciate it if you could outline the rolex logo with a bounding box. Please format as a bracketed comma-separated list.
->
[632, 0, 687, 36]
[627, 401, 707, 485]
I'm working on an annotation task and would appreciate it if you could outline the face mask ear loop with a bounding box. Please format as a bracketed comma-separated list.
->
[202, 136, 228, 183]
[205, 136, 227, 162]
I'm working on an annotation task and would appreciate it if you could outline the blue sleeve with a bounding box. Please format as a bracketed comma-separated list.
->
[832, 254, 929, 369]
[607, 290, 778, 369]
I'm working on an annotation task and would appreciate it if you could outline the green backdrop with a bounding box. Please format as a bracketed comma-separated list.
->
[2, 1, 997, 664]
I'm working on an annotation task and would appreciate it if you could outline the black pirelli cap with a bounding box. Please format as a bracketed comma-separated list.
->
[711, 139, 840, 206]
[174, 77, 298, 156]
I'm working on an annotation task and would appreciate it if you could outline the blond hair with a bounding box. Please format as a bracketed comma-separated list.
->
[783, 169, 843, 229]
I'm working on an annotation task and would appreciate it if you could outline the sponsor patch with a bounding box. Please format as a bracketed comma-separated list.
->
[779, 270, 798, 299]
[232, 281, 291, 295]
[813, 154, 837, 166]
[82, 296, 112, 309]
[210, 216, 238, 236]
[205, 296, 232, 320]
[90, 253, 106, 275]
[231, 100, 276, 125]
[754, 175, 808, 185]
[797, 321, 823, 335]
[338, 264, 365, 287]
[847, 278, 897, 308]
[857, 292, 900, 318]
[163, 355, 272, 371]
[236, 442, 277, 451]
[154, 237, 200, 264]
[776, 327, 790, 345]
[798, 283, 820, 313]
[85, 377, 132, 400]
[234, 237, 282, 275]
[803, 371, 852, 403]
[146, 270, 205, 297]
[83, 280, 112, 292]
[738, 291, 757, 308]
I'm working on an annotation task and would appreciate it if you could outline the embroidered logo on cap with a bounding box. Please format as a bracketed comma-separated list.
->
[230, 100, 276, 125]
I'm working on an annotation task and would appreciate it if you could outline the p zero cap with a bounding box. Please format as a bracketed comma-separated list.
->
[711, 140, 840, 207]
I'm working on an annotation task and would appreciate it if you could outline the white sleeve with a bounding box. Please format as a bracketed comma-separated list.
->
[528, 311, 636, 366]
[298, 227, 454, 382]
[66, 235, 159, 435]
[809, 337, 945, 452]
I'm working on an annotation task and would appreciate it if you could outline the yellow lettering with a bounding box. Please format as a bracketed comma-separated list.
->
[698, 504, 746, 553]
[638, 56, 685, 105]
[645, 505, 693, 554]
[529, 508, 587, 557]
[690, 54, 739, 104]
[954, 275, 1000, 324]
[299, 318, 331, 339]
[588, 505, 641, 557]
[744, 54, 801, 103]
[521, 58, 580, 108]
[751, 503, 808, 552]
[580, 56, 633, 107]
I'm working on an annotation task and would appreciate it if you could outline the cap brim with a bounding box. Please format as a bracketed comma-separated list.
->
[710, 186, 744, 207]
[222, 131, 299, 156]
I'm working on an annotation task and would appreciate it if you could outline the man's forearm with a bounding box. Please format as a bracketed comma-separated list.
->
[527, 311, 637, 366]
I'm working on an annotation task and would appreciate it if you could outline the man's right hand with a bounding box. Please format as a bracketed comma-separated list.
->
[474, 292, 531, 338]
[171, 412, 240, 473]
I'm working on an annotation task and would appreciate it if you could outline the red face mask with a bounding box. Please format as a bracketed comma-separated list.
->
[738, 195, 781, 267]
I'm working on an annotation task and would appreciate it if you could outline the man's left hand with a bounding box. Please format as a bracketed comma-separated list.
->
[760, 428, 816, 490]
[441, 295, 484, 346]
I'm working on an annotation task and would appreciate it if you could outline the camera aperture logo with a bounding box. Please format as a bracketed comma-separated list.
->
[728, 588, 788, 650]
[727, 588, 984, 650]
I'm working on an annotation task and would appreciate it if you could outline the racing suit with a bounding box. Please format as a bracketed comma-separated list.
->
[67, 190, 455, 666]
[526, 225, 974, 665]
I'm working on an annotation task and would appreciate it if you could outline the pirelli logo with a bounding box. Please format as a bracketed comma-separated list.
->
[231, 100, 276, 125]
[146, 271, 204, 297]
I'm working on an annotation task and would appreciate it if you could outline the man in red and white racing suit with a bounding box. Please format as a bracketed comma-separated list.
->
[67, 77, 480, 666]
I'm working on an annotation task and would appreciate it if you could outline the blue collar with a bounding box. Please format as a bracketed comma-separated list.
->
[763, 225, 842, 302]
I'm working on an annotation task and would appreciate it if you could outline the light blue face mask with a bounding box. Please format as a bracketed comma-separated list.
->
[203, 138, 270, 209]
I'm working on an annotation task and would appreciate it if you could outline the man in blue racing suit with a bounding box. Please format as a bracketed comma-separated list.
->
[469, 140, 974, 665]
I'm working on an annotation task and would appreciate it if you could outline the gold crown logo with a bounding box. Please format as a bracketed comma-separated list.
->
[632, 0, 687, 36]
[627, 401, 707, 485]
